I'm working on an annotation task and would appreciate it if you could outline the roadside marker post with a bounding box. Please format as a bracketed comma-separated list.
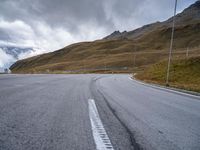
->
[166, 0, 178, 86]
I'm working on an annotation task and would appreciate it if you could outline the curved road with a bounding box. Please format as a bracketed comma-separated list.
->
[0, 74, 200, 150]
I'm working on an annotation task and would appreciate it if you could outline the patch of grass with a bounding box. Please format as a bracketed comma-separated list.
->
[136, 56, 200, 92]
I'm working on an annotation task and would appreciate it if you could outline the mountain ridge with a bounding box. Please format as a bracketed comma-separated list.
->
[104, 0, 200, 40]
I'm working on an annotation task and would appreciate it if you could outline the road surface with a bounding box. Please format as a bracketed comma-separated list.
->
[0, 74, 200, 150]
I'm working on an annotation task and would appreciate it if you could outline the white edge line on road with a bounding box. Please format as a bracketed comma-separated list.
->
[88, 99, 114, 150]
[129, 77, 200, 99]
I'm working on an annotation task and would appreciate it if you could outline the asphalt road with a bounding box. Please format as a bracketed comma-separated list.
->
[0, 74, 200, 150]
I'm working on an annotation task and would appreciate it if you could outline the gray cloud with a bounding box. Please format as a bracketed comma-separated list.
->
[0, 0, 113, 33]
[1, 0, 197, 34]
[1, 0, 196, 33]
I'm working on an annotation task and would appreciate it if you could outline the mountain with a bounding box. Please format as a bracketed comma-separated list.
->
[0, 46, 34, 71]
[104, 31, 128, 40]
[104, 0, 200, 40]
[1, 46, 34, 59]
[0, 46, 34, 72]
[103, 22, 161, 40]
[10, 1, 200, 73]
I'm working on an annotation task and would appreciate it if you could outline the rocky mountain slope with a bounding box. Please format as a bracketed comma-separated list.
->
[104, 0, 200, 40]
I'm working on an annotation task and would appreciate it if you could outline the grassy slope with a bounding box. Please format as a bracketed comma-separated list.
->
[136, 56, 200, 92]
[10, 23, 200, 73]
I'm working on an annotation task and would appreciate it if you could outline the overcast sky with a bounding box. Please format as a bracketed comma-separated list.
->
[0, 0, 197, 69]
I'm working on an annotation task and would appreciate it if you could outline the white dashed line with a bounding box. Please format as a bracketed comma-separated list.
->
[88, 99, 114, 150]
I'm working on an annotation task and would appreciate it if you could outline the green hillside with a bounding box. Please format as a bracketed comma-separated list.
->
[136, 56, 200, 92]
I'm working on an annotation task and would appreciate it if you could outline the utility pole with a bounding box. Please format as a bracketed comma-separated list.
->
[166, 0, 178, 86]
